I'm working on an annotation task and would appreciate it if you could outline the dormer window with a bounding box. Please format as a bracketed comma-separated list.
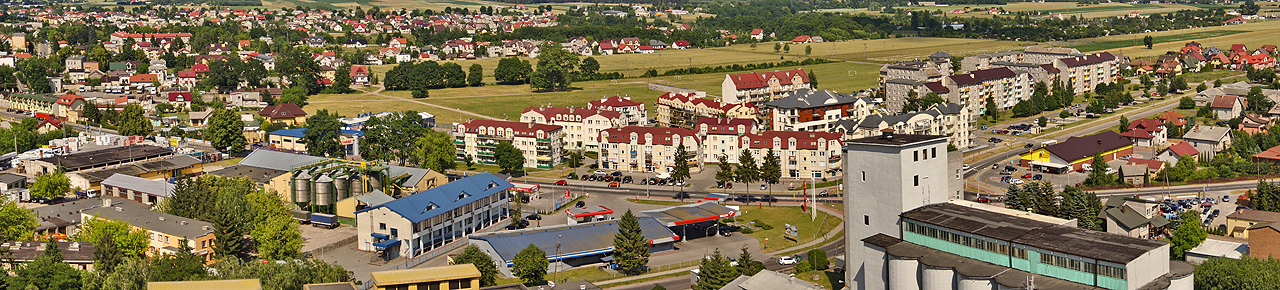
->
[488, 181, 498, 189]
[423, 203, 439, 213]
[458, 192, 471, 200]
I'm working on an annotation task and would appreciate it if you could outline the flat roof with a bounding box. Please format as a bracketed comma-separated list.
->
[147, 279, 262, 290]
[566, 206, 613, 217]
[844, 134, 948, 147]
[206, 164, 288, 184]
[82, 198, 214, 240]
[101, 174, 173, 197]
[33, 145, 172, 171]
[903, 203, 1168, 264]
[871, 235, 1110, 290]
[469, 216, 677, 264]
[1, 241, 94, 263]
[371, 264, 480, 286]
[640, 202, 739, 226]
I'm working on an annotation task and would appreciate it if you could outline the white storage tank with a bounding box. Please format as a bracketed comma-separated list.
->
[315, 175, 334, 206]
[1169, 260, 1194, 290]
[954, 259, 1004, 290]
[886, 243, 924, 290]
[292, 171, 311, 203]
[919, 250, 962, 290]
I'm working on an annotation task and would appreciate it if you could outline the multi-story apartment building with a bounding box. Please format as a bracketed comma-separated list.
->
[597, 126, 700, 173]
[355, 173, 511, 260]
[452, 120, 563, 169]
[738, 130, 842, 178]
[1023, 45, 1083, 64]
[586, 96, 647, 126]
[877, 59, 951, 88]
[720, 69, 811, 104]
[991, 61, 1059, 85]
[1053, 51, 1120, 94]
[943, 67, 1031, 117]
[655, 92, 759, 129]
[883, 79, 951, 114]
[961, 46, 1080, 71]
[695, 118, 757, 163]
[521, 106, 624, 152]
[832, 103, 971, 148]
[763, 89, 875, 131]
[81, 198, 217, 264]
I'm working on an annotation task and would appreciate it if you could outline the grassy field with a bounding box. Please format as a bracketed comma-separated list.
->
[629, 199, 841, 252]
[494, 265, 608, 286]
[718, 38, 1030, 63]
[1068, 30, 1247, 53]
[1037, 3, 1159, 14]
[1061, 20, 1280, 58]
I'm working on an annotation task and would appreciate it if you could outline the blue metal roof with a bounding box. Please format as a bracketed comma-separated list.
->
[355, 172, 512, 223]
[373, 239, 401, 249]
[269, 128, 306, 138]
[469, 216, 677, 265]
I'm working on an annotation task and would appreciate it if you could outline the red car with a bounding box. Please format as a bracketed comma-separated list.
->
[976, 197, 991, 203]
[608, 182, 621, 187]
[1022, 172, 1033, 178]
[555, 180, 567, 186]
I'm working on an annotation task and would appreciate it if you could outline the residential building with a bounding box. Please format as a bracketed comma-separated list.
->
[655, 92, 758, 129]
[355, 173, 511, 259]
[1181, 126, 1233, 157]
[877, 60, 950, 89]
[452, 120, 563, 169]
[1155, 141, 1200, 167]
[148, 279, 262, 290]
[1101, 196, 1168, 239]
[1193, 81, 1280, 107]
[1210, 95, 1245, 120]
[737, 130, 842, 178]
[1240, 113, 1273, 134]
[1227, 208, 1280, 238]
[1052, 51, 1120, 94]
[991, 61, 1060, 85]
[1158, 110, 1187, 127]
[521, 106, 624, 152]
[1121, 118, 1168, 147]
[1248, 223, 1280, 259]
[721, 69, 811, 104]
[762, 89, 874, 131]
[586, 96, 647, 126]
[596, 126, 700, 173]
[1252, 144, 1280, 164]
[368, 264, 481, 290]
[843, 133, 953, 290]
[100, 174, 175, 206]
[81, 198, 216, 263]
[1186, 236, 1246, 264]
[0, 241, 94, 271]
[882, 79, 950, 114]
[349, 65, 369, 85]
[1019, 131, 1134, 173]
[258, 103, 308, 125]
[832, 102, 971, 148]
[695, 118, 757, 163]
[0, 173, 26, 202]
[943, 67, 1032, 116]
[5, 93, 58, 115]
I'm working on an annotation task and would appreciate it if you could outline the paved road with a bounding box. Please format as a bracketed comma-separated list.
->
[605, 236, 846, 290]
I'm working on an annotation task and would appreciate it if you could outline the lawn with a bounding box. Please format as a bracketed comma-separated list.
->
[1070, 20, 1280, 59]
[1183, 70, 1244, 85]
[1068, 30, 1247, 53]
[1037, 3, 1159, 14]
[302, 95, 469, 127]
[792, 270, 845, 290]
[716, 38, 1029, 63]
[494, 266, 609, 286]
[630, 199, 841, 251]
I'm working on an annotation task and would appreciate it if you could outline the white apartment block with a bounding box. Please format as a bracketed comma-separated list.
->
[943, 67, 1031, 117]
[763, 89, 875, 132]
[521, 106, 624, 152]
[597, 126, 701, 173]
[695, 118, 758, 163]
[452, 120, 563, 169]
[831, 103, 972, 149]
[721, 69, 811, 105]
[737, 131, 843, 178]
[877, 59, 951, 88]
[587, 96, 647, 126]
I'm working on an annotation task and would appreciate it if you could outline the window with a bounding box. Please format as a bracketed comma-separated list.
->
[379, 223, 386, 230]
[390, 228, 399, 237]
[932, 147, 937, 159]
[862, 171, 866, 182]
[914, 175, 919, 186]
[864, 215, 870, 225]
[449, 280, 471, 289]
[914, 150, 919, 161]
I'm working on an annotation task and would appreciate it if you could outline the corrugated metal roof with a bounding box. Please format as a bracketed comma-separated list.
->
[238, 149, 326, 171]
[147, 279, 262, 290]
[371, 264, 480, 285]
[469, 216, 677, 263]
[356, 173, 511, 223]
[101, 174, 173, 197]
[641, 202, 738, 226]
[354, 190, 393, 206]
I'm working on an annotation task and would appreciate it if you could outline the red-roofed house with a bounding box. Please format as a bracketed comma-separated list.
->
[1155, 142, 1200, 166]
[750, 29, 764, 40]
[349, 66, 369, 85]
[596, 126, 700, 173]
[739, 130, 843, 178]
[1240, 113, 1273, 135]
[695, 117, 758, 163]
[1211, 95, 1245, 119]
[721, 69, 812, 104]
[126, 74, 156, 85]
[1158, 111, 1186, 127]
[35, 118, 62, 134]
[587, 96, 647, 126]
[168, 92, 193, 103]
[1121, 118, 1167, 147]
[791, 35, 812, 44]
[520, 106, 624, 151]
[54, 94, 85, 122]
[1126, 158, 1165, 174]
[258, 103, 308, 125]
[176, 70, 197, 88]
[1253, 145, 1280, 164]
[453, 119, 564, 169]
[192, 63, 209, 73]
[656, 92, 759, 129]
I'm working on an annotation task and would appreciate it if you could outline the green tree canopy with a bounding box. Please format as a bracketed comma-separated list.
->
[495, 141, 525, 174]
[512, 244, 549, 284]
[304, 109, 345, 158]
[1170, 211, 1207, 260]
[694, 248, 738, 290]
[207, 109, 248, 153]
[613, 210, 650, 275]
[118, 103, 152, 136]
[0, 199, 37, 242]
[414, 130, 457, 173]
[6, 239, 83, 289]
[530, 43, 579, 91]
[30, 171, 70, 199]
[454, 245, 499, 287]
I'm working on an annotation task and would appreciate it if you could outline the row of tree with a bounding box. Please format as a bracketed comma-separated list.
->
[1004, 182, 1105, 231]
[713, 148, 785, 197]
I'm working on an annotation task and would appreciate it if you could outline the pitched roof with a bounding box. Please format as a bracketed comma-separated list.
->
[695, 117, 755, 135]
[1227, 208, 1280, 223]
[258, 103, 307, 118]
[454, 119, 563, 137]
[600, 126, 699, 146]
[1163, 142, 1200, 157]
[357, 173, 511, 223]
[726, 69, 809, 90]
[522, 106, 622, 121]
[57, 94, 84, 105]
[1042, 131, 1131, 162]
[1158, 111, 1186, 126]
[587, 96, 642, 108]
[1211, 95, 1240, 109]
[1126, 158, 1164, 170]
[1181, 126, 1231, 142]
[740, 131, 841, 149]
[763, 88, 864, 109]
[948, 67, 1017, 86]
[1057, 51, 1116, 67]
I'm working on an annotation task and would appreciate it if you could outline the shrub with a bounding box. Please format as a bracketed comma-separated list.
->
[739, 227, 755, 234]
[795, 260, 812, 273]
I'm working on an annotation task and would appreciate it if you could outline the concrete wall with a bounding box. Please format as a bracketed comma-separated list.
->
[948, 151, 962, 201]
[1125, 244, 1170, 290]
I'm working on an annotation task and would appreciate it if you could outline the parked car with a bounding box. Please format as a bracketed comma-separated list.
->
[525, 213, 542, 220]
[555, 180, 568, 186]
[976, 196, 991, 203]
[725, 182, 733, 189]
[593, 170, 607, 175]
[778, 256, 797, 265]
[576, 200, 586, 208]
[992, 164, 1000, 170]
[622, 176, 633, 183]
[611, 171, 623, 176]
[760, 184, 767, 190]
[672, 192, 691, 199]
[609, 182, 621, 187]
[1033, 174, 1043, 180]
[962, 164, 970, 170]
[1022, 172, 1034, 178]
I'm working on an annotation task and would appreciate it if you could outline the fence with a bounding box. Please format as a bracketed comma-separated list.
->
[554, 259, 703, 285]
[304, 236, 357, 257]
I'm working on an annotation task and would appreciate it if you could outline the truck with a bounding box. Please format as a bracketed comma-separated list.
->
[310, 213, 339, 229]
[291, 210, 311, 224]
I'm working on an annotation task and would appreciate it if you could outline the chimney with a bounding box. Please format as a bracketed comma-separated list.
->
[202, 225, 211, 231]
[881, 128, 895, 139]
[1097, 139, 1102, 145]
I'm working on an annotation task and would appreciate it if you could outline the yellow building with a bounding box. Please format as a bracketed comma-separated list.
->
[259, 103, 308, 126]
[81, 198, 217, 264]
[369, 264, 481, 290]
[148, 279, 262, 290]
[1226, 208, 1280, 238]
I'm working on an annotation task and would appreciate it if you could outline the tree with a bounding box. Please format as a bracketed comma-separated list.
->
[208, 258, 351, 290]
[1059, 110, 1070, 119]
[1196, 83, 1208, 93]
[149, 240, 208, 282]
[671, 145, 692, 182]
[1083, 153, 1116, 186]
[736, 244, 763, 276]
[759, 149, 782, 196]
[714, 155, 734, 196]
[1143, 35, 1153, 49]
[736, 149, 759, 196]
[1140, 74, 1153, 89]
[783, 43, 791, 53]
[984, 97, 999, 119]
[1038, 116, 1047, 127]
[74, 216, 149, 258]
[1059, 186, 1103, 231]
[512, 244, 548, 284]
[251, 214, 302, 261]
[454, 245, 499, 287]
[278, 86, 309, 107]
[6, 238, 83, 290]
[207, 109, 248, 153]
[1172, 76, 1189, 92]
[467, 64, 484, 87]
[1247, 86, 1275, 113]
[694, 248, 737, 290]
[1252, 180, 1280, 212]
[304, 109, 345, 158]
[579, 57, 600, 76]
[807, 249, 828, 270]
[773, 42, 781, 52]
[495, 141, 524, 174]
[82, 103, 101, 124]
[0, 199, 37, 241]
[30, 171, 70, 199]
[414, 131, 457, 172]
[118, 103, 152, 136]
[531, 44, 579, 91]
[464, 154, 475, 168]
[804, 45, 812, 55]
[1170, 211, 1207, 260]
[1179, 97, 1196, 109]
[807, 70, 818, 89]
[1241, 0, 1261, 15]
[1118, 115, 1130, 133]
[613, 210, 650, 275]
[94, 231, 124, 274]
[412, 89, 429, 99]
[494, 57, 532, 85]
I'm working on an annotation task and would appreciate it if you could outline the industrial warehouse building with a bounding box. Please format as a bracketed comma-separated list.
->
[355, 173, 513, 260]
[1019, 131, 1133, 174]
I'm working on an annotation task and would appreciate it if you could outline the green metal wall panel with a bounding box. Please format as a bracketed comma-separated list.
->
[903, 231, 1010, 267]
[1012, 252, 1033, 270]
[1098, 276, 1127, 290]
[1037, 264, 1096, 286]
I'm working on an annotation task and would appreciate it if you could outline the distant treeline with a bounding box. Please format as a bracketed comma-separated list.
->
[489, 0, 689, 4]
[146, 0, 262, 6]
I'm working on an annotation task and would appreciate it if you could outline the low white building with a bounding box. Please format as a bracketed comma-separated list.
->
[355, 173, 512, 260]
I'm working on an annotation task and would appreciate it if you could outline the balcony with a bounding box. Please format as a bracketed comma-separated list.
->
[477, 151, 495, 156]
[536, 138, 551, 142]
[536, 146, 552, 151]
[453, 140, 465, 145]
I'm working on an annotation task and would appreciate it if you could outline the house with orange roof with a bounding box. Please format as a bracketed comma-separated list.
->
[721, 69, 812, 104]
[126, 74, 157, 86]
[349, 66, 369, 85]
[750, 29, 764, 40]
[655, 92, 759, 129]
[55, 94, 86, 123]
[1121, 118, 1167, 147]
[1240, 113, 1273, 135]
[1158, 111, 1186, 127]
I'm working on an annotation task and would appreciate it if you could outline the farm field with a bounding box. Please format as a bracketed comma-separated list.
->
[1067, 30, 1247, 52]
[1063, 20, 1280, 58]
[716, 37, 1031, 63]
